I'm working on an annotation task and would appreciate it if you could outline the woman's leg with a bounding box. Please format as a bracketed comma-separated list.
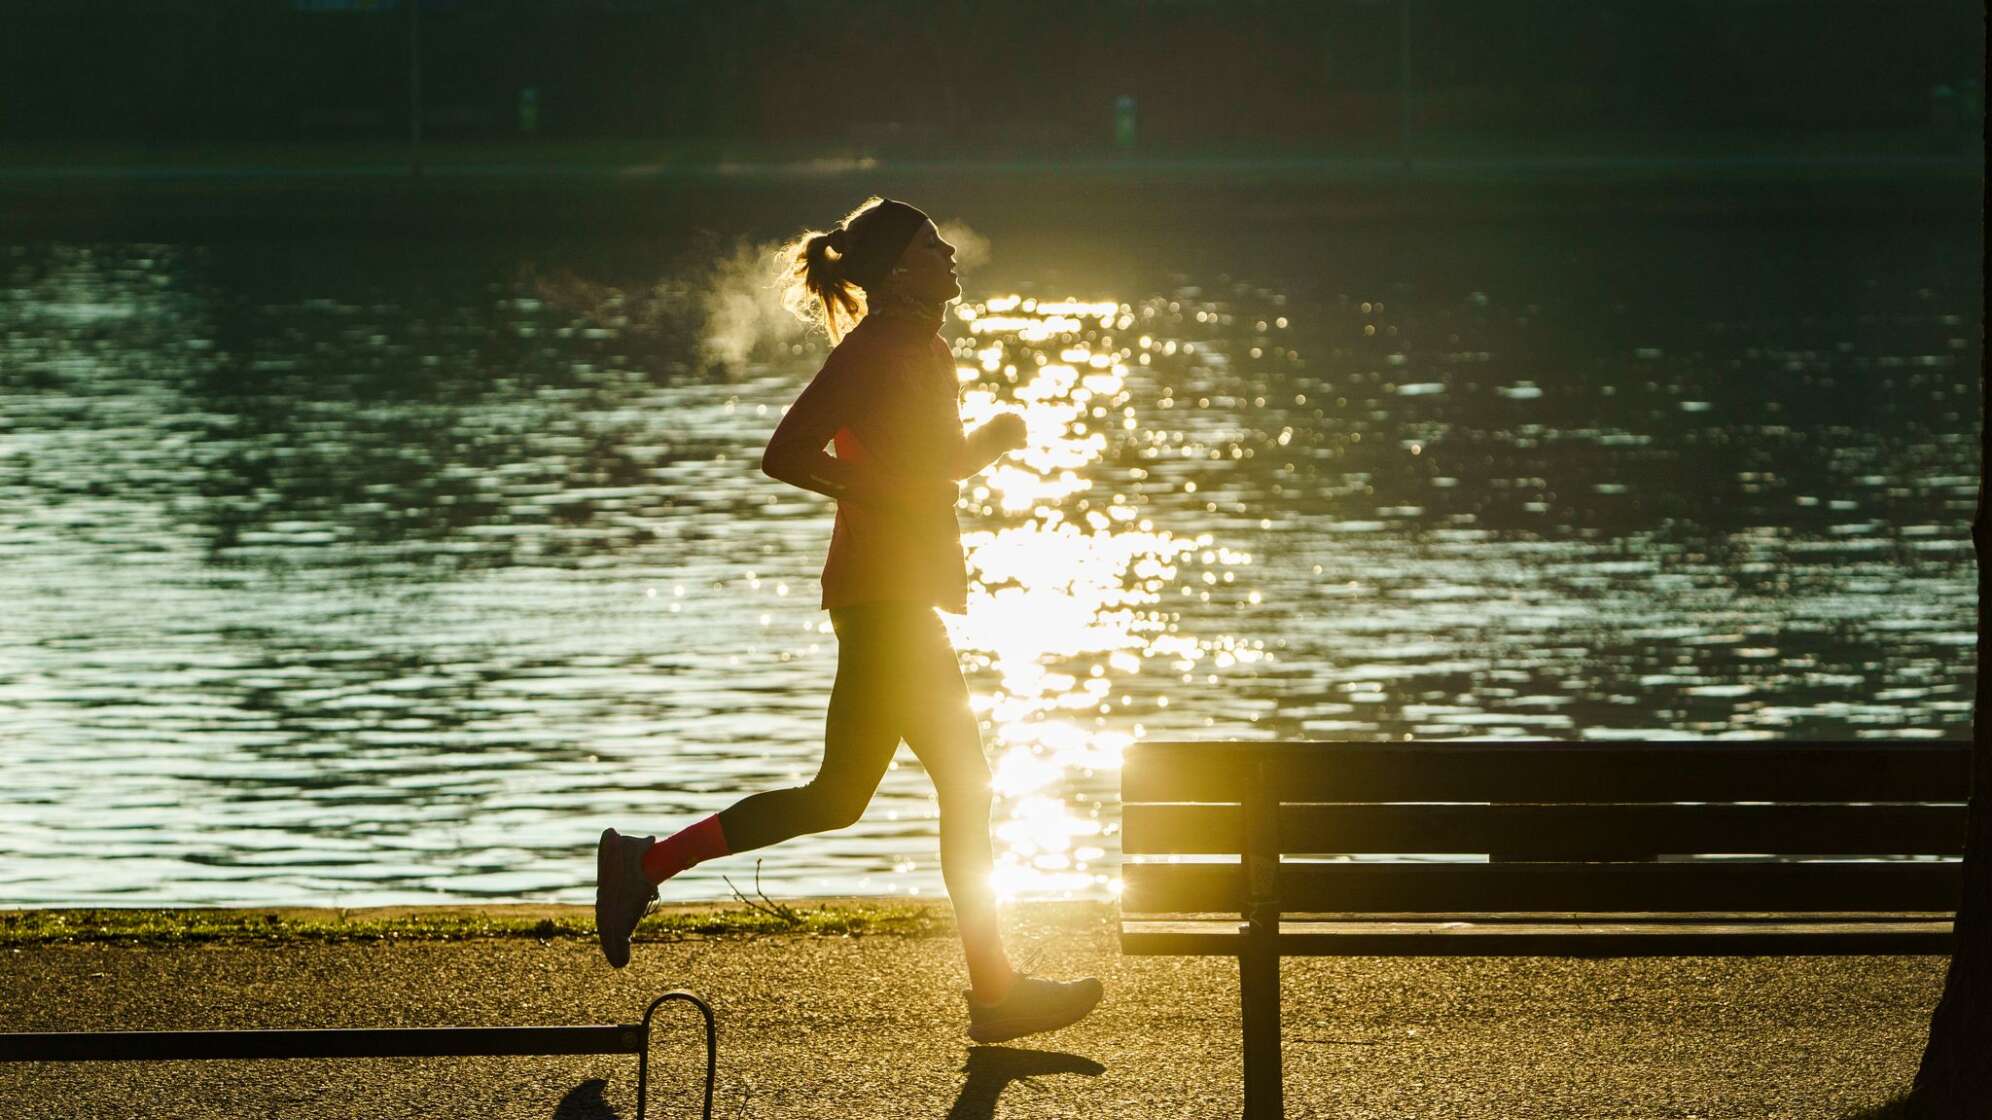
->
[896, 609, 1016, 1004]
[602, 606, 909, 969]
[708, 607, 902, 855]
[709, 721, 898, 855]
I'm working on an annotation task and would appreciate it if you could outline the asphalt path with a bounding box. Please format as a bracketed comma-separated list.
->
[0, 903, 1944, 1119]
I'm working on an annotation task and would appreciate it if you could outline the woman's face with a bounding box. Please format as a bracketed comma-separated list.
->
[888, 220, 960, 304]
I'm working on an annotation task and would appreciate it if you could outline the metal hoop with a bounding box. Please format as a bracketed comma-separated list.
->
[636, 989, 717, 1120]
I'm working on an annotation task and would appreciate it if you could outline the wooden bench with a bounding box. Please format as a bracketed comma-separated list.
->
[0, 988, 715, 1120]
[1119, 740, 1969, 1120]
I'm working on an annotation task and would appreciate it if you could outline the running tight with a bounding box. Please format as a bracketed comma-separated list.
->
[715, 601, 1013, 996]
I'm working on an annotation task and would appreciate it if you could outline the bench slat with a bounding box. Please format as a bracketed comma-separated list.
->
[1121, 803, 1968, 857]
[1123, 742, 1969, 803]
[1121, 860, 1964, 915]
[1119, 917, 1955, 957]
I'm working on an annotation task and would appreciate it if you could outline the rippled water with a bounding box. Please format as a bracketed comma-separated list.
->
[1, 220, 1979, 907]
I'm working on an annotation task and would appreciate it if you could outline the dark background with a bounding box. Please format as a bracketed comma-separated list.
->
[4, 0, 1982, 151]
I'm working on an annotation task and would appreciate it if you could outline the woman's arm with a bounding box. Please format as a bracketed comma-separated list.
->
[762, 357, 952, 513]
[951, 412, 1028, 481]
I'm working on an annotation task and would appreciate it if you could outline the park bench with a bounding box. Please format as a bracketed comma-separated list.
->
[0, 987, 715, 1120]
[1119, 740, 1970, 1120]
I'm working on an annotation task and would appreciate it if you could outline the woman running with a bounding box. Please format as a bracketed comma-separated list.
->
[596, 196, 1103, 1045]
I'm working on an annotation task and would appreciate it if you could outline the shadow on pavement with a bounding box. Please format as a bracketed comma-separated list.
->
[945, 1045, 1106, 1120]
[1837, 1095, 1916, 1120]
[552, 1078, 618, 1119]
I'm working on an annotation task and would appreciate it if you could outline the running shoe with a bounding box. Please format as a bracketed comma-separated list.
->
[595, 827, 658, 969]
[965, 975, 1104, 1044]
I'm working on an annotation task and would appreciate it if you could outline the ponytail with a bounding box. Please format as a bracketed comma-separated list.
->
[776, 195, 888, 344]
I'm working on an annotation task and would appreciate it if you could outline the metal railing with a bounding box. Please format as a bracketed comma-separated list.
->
[0, 988, 716, 1120]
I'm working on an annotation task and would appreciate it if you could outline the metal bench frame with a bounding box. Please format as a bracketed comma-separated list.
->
[1119, 740, 1969, 1120]
[0, 988, 715, 1120]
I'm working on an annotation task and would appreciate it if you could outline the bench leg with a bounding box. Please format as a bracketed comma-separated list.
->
[1240, 939, 1283, 1120]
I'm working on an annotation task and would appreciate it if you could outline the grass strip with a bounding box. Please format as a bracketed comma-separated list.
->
[0, 902, 952, 948]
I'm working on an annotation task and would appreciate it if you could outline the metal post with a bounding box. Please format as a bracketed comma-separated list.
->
[639, 990, 717, 1120]
[1398, 0, 1414, 170]
[1240, 759, 1283, 1119]
[407, 0, 423, 178]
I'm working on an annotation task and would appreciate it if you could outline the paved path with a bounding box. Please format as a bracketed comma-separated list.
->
[0, 904, 1944, 1119]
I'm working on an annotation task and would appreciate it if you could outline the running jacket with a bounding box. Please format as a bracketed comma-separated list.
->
[763, 313, 971, 614]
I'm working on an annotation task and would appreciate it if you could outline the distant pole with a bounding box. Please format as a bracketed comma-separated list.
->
[408, 0, 424, 178]
[1398, 0, 1413, 169]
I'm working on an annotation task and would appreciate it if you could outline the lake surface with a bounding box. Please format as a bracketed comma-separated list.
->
[1, 213, 1979, 907]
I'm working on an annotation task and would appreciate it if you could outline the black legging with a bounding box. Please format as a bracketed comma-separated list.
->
[717, 601, 993, 855]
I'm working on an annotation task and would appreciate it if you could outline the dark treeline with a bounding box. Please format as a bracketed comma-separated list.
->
[4, 0, 1982, 147]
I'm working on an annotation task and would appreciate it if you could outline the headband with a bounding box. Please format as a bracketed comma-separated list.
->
[834, 198, 929, 293]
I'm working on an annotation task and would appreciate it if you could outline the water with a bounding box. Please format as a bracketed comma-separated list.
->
[0, 217, 1978, 908]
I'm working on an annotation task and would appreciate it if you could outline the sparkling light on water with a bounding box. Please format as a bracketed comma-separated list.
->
[944, 295, 1273, 899]
[0, 233, 1978, 908]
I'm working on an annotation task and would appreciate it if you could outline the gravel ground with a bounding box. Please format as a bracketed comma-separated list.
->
[0, 903, 1944, 1120]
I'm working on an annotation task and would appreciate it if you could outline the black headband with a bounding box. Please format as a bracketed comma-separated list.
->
[835, 199, 929, 293]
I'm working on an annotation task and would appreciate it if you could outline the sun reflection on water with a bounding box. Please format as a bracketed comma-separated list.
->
[942, 293, 1268, 900]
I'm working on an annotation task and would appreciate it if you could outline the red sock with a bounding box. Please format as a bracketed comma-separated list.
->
[640, 814, 730, 885]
